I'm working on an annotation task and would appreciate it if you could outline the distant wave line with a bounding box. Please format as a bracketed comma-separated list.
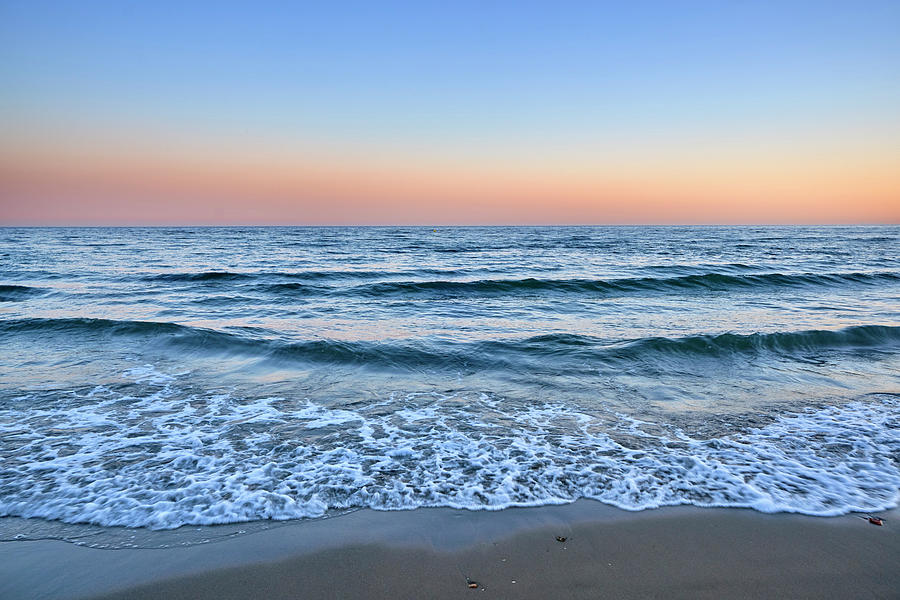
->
[0, 284, 47, 302]
[2, 318, 897, 369]
[129, 270, 900, 299]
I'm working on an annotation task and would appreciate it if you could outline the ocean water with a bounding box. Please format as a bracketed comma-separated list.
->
[1, 226, 899, 539]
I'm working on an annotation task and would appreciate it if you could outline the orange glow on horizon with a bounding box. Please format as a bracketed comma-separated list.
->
[1, 133, 898, 225]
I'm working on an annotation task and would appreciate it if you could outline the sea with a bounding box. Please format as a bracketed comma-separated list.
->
[1, 226, 898, 546]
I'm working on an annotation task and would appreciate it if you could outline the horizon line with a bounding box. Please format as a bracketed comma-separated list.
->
[1, 222, 898, 228]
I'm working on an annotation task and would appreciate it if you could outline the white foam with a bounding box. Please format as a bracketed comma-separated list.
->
[122, 364, 178, 385]
[1, 380, 897, 529]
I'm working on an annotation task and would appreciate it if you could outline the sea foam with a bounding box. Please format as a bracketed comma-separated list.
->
[1, 366, 897, 529]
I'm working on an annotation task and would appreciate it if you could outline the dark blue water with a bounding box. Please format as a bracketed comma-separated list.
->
[1, 226, 899, 534]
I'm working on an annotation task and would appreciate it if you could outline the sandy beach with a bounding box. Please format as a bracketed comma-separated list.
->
[2, 502, 897, 600]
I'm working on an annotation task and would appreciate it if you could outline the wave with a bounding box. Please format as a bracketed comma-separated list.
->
[0, 285, 46, 302]
[478, 326, 900, 366]
[346, 271, 900, 298]
[134, 270, 900, 300]
[142, 271, 256, 282]
[1, 389, 897, 529]
[614, 325, 900, 359]
[2, 318, 897, 370]
[140, 267, 517, 284]
[0, 317, 189, 336]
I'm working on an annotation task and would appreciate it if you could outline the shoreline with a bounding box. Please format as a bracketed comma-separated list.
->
[2, 501, 898, 600]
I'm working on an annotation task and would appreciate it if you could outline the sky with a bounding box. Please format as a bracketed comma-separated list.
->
[1, 1, 898, 225]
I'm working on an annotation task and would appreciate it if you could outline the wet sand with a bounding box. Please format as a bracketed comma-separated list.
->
[2, 502, 898, 600]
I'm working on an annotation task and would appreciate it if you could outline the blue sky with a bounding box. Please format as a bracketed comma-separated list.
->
[1, 1, 898, 224]
[4, 1, 898, 144]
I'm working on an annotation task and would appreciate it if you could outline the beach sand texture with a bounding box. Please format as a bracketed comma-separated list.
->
[3, 503, 897, 600]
